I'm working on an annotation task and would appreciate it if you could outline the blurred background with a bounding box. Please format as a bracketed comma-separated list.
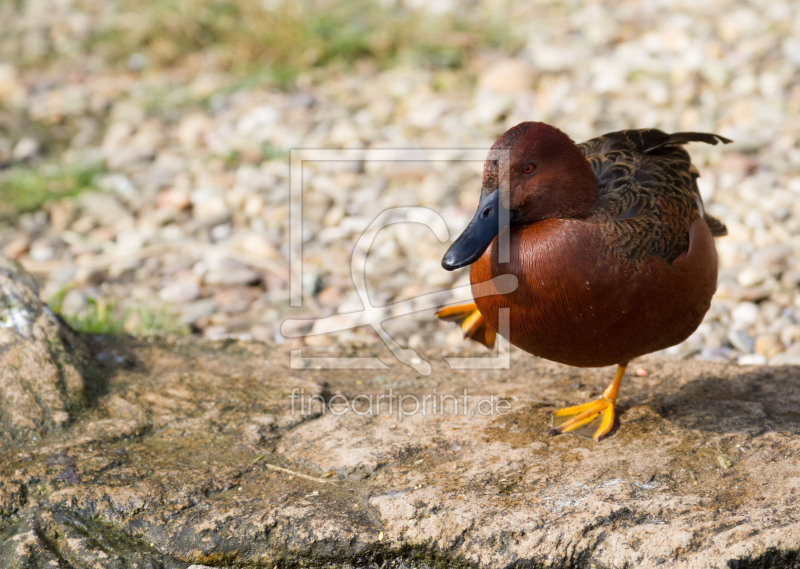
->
[0, 0, 798, 366]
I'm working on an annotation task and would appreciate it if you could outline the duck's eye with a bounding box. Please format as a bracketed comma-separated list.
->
[522, 162, 536, 175]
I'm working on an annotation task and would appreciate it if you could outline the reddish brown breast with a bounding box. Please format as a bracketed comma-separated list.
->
[470, 217, 718, 367]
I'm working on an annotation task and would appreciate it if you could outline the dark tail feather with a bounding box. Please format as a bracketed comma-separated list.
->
[645, 131, 733, 153]
[704, 214, 728, 237]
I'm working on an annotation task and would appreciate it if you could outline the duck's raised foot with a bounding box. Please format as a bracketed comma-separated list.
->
[548, 364, 627, 442]
[435, 302, 497, 349]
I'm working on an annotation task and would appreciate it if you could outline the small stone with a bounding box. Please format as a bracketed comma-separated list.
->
[727, 330, 754, 353]
[11, 137, 39, 161]
[781, 270, 800, 289]
[0, 63, 24, 105]
[74, 266, 107, 286]
[780, 325, 800, 347]
[317, 286, 343, 308]
[754, 334, 783, 359]
[89, 227, 115, 243]
[3, 235, 30, 258]
[29, 238, 56, 262]
[769, 353, 800, 366]
[177, 113, 214, 149]
[210, 223, 232, 241]
[159, 282, 202, 304]
[214, 286, 261, 314]
[478, 59, 537, 93]
[717, 454, 734, 469]
[49, 200, 76, 232]
[233, 232, 279, 259]
[203, 258, 261, 286]
[731, 302, 759, 326]
[249, 324, 275, 343]
[191, 190, 229, 221]
[78, 193, 134, 230]
[737, 354, 766, 366]
[181, 298, 218, 324]
[736, 266, 770, 288]
[158, 187, 192, 211]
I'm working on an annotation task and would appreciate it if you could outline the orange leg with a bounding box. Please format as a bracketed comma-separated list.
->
[435, 302, 497, 349]
[549, 364, 627, 442]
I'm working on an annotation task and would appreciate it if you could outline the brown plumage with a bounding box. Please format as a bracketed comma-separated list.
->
[438, 122, 731, 440]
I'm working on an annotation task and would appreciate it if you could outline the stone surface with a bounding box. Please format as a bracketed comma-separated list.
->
[0, 336, 797, 568]
[0, 256, 97, 442]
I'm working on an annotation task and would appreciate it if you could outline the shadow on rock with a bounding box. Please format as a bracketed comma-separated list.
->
[653, 365, 800, 435]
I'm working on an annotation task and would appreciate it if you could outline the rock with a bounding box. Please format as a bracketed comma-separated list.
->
[78, 192, 135, 230]
[478, 58, 537, 93]
[754, 333, 783, 359]
[11, 137, 39, 161]
[0, 63, 24, 106]
[3, 235, 30, 258]
[158, 185, 192, 212]
[159, 281, 202, 304]
[0, 341, 797, 568]
[202, 257, 261, 286]
[0, 508, 187, 568]
[28, 237, 58, 262]
[769, 352, 800, 366]
[730, 302, 759, 327]
[736, 266, 771, 287]
[0, 256, 98, 442]
[213, 286, 261, 314]
[190, 188, 229, 222]
[177, 113, 214, 149]
[738, 353, 767, 365]
[180, 298, 217, 324]
[727, 329, 754, 353]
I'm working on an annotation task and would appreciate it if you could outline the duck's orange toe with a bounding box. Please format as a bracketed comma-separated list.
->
[549, 398, 616, 441]
[436, 302, 497, 349]
[547, 364, 627, 442]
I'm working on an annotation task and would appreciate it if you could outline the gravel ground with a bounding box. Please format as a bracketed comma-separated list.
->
[1, 0, 799, 367]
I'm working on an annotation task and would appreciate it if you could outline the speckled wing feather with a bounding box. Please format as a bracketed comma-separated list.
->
[580, 129, 730, 264]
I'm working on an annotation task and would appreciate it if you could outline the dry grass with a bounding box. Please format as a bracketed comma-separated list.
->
[3, 0, 519, 85]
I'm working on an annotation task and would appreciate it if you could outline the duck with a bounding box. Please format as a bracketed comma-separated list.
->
[437, 122, 730, 441]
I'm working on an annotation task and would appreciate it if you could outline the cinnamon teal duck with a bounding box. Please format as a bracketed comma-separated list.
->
[437, 122, 730, 441]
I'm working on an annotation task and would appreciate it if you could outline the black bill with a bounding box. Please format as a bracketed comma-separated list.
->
[441, 188, 513, 270]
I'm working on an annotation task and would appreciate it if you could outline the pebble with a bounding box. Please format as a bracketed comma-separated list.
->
[181, 298, 218, 325]
[159, 282, 202, 304]
[754, 334, 783, 358]
[3, 235, 29, 258]
[202, 258, 261, 286]
[737, 354, 767, 366]
[727, 330, 755, 353]
[478, 59, 537, 93]
[736, 266, 771, 288]
[731, 302, 760, 327]
[12, 137, 39, 161]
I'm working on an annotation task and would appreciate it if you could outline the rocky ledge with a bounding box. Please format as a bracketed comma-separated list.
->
[0, 264, 798, 568]
[0, 256, 97, 442]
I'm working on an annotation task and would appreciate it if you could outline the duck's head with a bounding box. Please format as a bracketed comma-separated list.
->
[442, 122, 597, 270]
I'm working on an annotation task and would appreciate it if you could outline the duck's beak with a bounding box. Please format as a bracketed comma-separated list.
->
[442, 188, 513, 270]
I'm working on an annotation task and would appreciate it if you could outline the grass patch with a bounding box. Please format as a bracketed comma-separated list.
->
[93, 0, 501, 73]
[49, 287, 188, 337]
[6, 0, 521, 87]
[0, 162, 105, 221]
